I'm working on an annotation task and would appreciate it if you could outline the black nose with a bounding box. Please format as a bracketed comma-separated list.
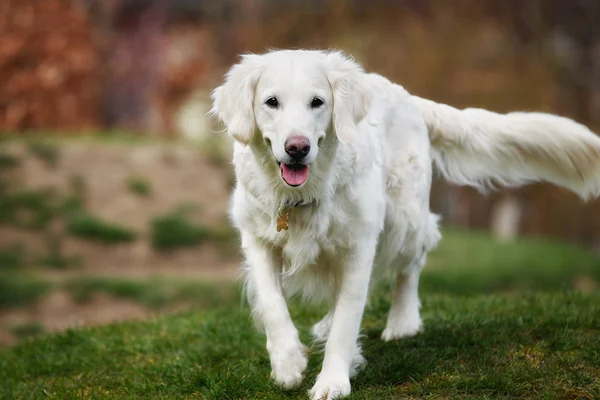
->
[285, 136, 311, 161]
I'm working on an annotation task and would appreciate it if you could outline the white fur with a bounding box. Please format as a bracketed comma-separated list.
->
[211, 49, 600, 399]
[413, 96, 600, 199]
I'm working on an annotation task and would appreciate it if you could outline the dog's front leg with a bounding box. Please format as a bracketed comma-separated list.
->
[309, 239, 377, 400]
[242, 233, 307, 389]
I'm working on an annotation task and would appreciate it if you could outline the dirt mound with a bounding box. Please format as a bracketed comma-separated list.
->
[0, 289, 160, 346]
[0, 139, 241, 346]
[1, 140, 239, 272]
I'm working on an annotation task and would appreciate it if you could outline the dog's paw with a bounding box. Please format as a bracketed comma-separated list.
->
[381, 316, 423, 341]
[269, 341, 308, 389]
[309, 372, 351, 400]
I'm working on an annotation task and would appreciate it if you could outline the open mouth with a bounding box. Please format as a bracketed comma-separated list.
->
[278, 162, 309, 187]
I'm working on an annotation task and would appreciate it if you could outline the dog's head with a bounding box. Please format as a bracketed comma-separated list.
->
[211, 50, 372, 188]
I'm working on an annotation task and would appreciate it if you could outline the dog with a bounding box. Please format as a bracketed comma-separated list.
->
[210, 49, 600, 399]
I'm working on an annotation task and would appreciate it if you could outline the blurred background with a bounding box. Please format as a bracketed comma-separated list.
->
[0, 0, 599, 346]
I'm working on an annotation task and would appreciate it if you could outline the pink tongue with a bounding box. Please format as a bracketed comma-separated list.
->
[281, 164, 309, 186]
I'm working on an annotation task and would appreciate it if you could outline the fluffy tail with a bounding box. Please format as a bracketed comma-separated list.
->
[412, 96, 600, 200]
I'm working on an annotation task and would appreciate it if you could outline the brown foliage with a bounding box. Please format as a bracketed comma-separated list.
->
[0, 0, 101, 133]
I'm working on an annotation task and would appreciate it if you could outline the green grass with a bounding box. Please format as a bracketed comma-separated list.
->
[150, 208, 234, 251]
[64, 277, 236, 309]
[0, 244, 23, 270]
[0, 188, 59, 229]
[1, 292, 598, 399]
[0, 274, 235, 311]
[26, 141, 61, 167]
[37, 251, 82, 270]
[0, 152, 20, 169]
[127, 176, 152, 197]
[0, 184, 85, 232]
[1, 229, 599, 399]
[67, 212, 136, 243]
[0, 274, 52, 309]
[423, 228, 600, 294]
[9, 323, 44, 340]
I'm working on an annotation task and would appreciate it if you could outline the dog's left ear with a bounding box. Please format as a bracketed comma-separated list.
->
[211, 54, 263, 145]
[324, 51, 372, 144]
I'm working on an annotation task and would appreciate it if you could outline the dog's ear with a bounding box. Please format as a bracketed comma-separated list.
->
[324, 51, 372, 144]
[211, 54, 263, 145]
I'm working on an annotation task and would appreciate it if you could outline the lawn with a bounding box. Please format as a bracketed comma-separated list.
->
[1, 229, 599, 399]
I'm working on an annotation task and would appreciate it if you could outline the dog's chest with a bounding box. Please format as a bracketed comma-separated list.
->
[254, 203, 356, 273]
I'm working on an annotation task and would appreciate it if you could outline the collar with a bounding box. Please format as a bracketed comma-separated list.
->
[285, 199, 313, 208]
[276, 199, 314, 232]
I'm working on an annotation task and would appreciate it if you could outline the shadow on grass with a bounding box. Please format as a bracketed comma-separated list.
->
[189, 293, 599, 399]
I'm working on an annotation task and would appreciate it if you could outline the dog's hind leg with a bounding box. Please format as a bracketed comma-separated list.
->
[312, 311, 366, 377]
[312, 312, 333, 343]
[381, 255, 425, 341]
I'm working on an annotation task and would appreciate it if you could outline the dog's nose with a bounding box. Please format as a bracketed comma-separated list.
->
[285, 136, 311, 161]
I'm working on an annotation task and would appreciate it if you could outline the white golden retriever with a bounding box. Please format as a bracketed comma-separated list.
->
[211, 49, 600, 399]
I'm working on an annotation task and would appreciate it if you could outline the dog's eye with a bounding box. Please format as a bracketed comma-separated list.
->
[310, 97, 324, 109]
[265, 97, 279, 108]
